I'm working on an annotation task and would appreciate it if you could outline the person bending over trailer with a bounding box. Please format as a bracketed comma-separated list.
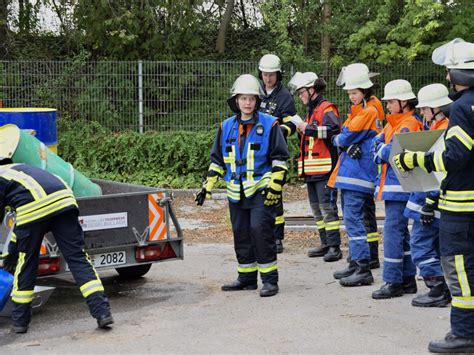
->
[0, 160, 113, 333]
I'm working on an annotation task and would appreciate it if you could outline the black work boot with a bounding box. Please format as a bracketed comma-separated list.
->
[97, 314, 114, 329]
[429, 332, 474, 353]
[221, 279, 258, 291]
[402, 276, 418, 294]
[260, 283, 279, 297]
[412, 277, 451, 308]
[369, 242, 380, 269]
[372, 283, 404, 299]
[13, 325, 28, 334]
[339, 260, 374, 286]
[307, 245, 329, 258]
[334, 260, 357, 280]
[323, 246, 343, 262]
[276, 239, 284, 254]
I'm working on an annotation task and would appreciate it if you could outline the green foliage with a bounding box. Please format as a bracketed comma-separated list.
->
[58, 119, 301, 188]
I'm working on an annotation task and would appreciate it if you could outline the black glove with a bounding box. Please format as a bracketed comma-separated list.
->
[1, 253, 18, 275]
[346, 144, 362, 159]
[420, 203, 436, 225]
[195, 188, 211, 206]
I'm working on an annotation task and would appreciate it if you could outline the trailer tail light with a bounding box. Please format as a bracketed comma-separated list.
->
[160, 243, 177, 259]
[135, 243, 177, 262]
[37, 257, 60, 275]
[135, 245, 161, 262]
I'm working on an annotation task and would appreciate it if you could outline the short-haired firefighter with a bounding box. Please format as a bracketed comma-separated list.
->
[0, 161, 113, 333]
[195, 74, 289, 297]
[393, 39, 474, 353]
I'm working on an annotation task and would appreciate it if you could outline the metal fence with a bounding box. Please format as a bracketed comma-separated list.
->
[0, 60, 446, 132]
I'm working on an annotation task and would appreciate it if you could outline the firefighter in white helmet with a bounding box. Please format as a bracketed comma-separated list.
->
[372, 79, 423, 300]
[258, 54, 297, 253]
[196, 74, 289, 297]
[402, 84, 452, 309]
[328, 63, 385, 286]
[289, 71, 342, 262]
[393, 39, 474, 353]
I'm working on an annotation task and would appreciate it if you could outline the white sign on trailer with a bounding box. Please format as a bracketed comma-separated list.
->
[79, 212, 128, 231]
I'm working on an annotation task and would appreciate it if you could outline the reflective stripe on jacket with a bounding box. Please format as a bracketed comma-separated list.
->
[374, 110, 423, 201]
[0, 164, 78, 226]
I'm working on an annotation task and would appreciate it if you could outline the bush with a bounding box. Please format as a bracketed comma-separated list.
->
[58, 119, 300, 188]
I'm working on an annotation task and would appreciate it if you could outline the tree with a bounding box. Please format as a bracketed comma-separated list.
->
[0, 0, 10, 59]
[216, 0, 234, 53]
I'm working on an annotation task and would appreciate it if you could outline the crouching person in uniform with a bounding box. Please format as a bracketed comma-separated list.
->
[0, 161, 113, 333]
[393, 39, 474, 353]
[195, 74, 289, 297]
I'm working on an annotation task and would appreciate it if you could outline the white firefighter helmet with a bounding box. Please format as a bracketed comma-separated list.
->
[230, 74, 261, 96]
[258, 54, 282, 73]
[227, 74, 261, 113]
[288, 72, 318, 93]
[416, 83, 453, 108]
[337, 63, 374, 90]
[381, 79, 416, 101]
[432, 38, 474, 70]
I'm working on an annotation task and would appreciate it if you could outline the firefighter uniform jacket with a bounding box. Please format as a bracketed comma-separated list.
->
[209, 111, 290, 203]
[298, 95, 341, 182]
[329, 96, 384, 194]
[374, 111, 423, 201]
[425, 88, 474, 213]
[259, 82, 297, 138]
[0, 164, 77, 227]
[404, 117, 449, 226]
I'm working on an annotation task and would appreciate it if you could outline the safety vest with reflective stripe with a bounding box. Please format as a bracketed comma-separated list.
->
[298, 101, 339, 176]
[221, 112, 275, 203]
[374, 111, 423, 201]
[328, 97, 382, 194]
[0, 164, 78, 227]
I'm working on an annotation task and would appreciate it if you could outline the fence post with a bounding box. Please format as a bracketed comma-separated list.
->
[138, 60, 144, 133]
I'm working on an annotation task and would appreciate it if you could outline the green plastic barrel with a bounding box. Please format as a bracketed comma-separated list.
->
[0, 124, 101, 197]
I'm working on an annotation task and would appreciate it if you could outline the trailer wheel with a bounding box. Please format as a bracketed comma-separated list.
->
[116, 264, 152, 279]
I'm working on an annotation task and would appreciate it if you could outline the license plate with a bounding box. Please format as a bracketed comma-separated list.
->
[91, 251, 126, 268]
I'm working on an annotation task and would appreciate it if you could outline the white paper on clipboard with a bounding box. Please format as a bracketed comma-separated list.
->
[289, 115, 304, 126]
[389, 129, 446, 192]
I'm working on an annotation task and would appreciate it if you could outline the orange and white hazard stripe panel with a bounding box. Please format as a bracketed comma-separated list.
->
[148, 193, 167, 241]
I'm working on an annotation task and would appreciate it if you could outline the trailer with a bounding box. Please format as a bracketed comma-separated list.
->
[1, 179, 184, 280]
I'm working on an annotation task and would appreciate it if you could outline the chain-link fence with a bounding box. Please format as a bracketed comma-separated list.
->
[0, 60, 446, 132]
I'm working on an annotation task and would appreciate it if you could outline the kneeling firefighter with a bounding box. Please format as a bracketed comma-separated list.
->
[0, 161, 113, 333]
[195, 74, 289, 297]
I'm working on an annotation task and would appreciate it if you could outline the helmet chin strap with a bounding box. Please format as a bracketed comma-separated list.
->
[397, 100, 405, 114]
